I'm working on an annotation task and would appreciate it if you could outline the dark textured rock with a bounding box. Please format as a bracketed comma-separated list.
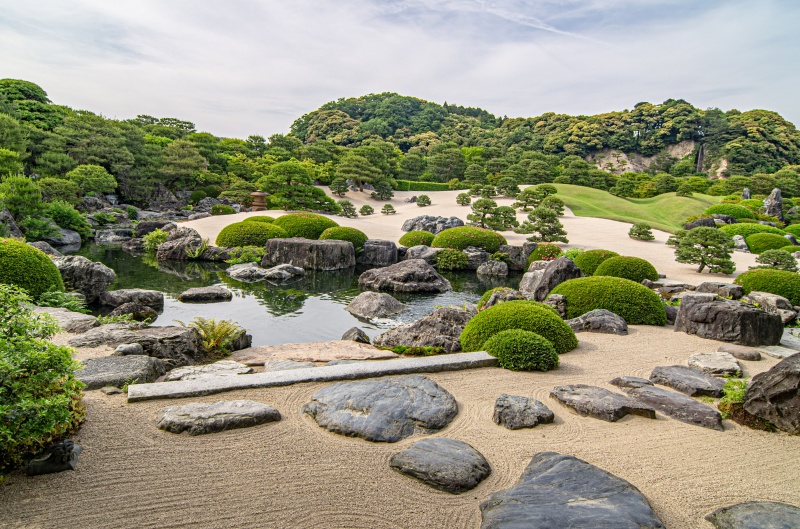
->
[121, 238, 145, 253]
[401, 215, 464, 234]
[743, 353, 800, 434]
[711, 214, 737, 224]
[134, 220, 175, 238]
[156, 400, 280, 435]
[356, 239, 398, 267]
[99, 289, 165, 309]
[359, 259, 451, 293]
[717, 344, 762, 361]
[114, 343, 144, 356]
[785, 233, 799, 246]
[53, 255, 116, 303]
[665, 305, 678, 325]
[479, 452, 665, 529]
[0, 208, 23, 237]
[262, 237, 356, 270]
[527, 257, 583, 301]
[649, 365, 726, 397]
[227, 262, 304, 282]
[497, 243, 536, 272]
[742, 188, 751, 200]
[742, 291, 798, 325]
[76, 355, 165, 390]
[463, 246, 490, 270]
[610, 376, 653, 389]
[696, 282, 744, 300]
[543, 293, 567, 318]
[567, 309, 628, 335]
[194, 197, 223, 213]
[42, 227, 81, 250]
[25, 440, 83, 476]
[107, 302, 159, 322]
[684, 217, 717, 230]
[372, 307, 474, 353]
[493, 394, 555, 430]
[346, 291, 406, 319]
[482, 288, 528, 310]
[341, 327, 370, 344]
[550, 385, 656, 422]
[69, 325, 202, 368]
[95, 228, 134, 244]
[147, 182, 183, 211]
[477, 260, 509, 277]
[178, 285, 233, 303]
[33, 307, 99, 333]
[27, 240, 62, 256]
[674, 293, 783, 346]
[76, 196, 108, 213]
[405, 244, 444, 263]
[705, 501, 800, 528]
[626, 385, 724, 430]
[389, 438, 491, 494]
[155, 227, 203, 261]
[763, 188, 783, 220]
[302, 375, 458, 442]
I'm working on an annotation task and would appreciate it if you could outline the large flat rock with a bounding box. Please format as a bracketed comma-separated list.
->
[649, 365, 726, 397]
[358, 259, 451, 293]
[372, 307, 474, 353]
[550, 384, 656, 422]
[69, 324, 202, 367]
[156, 400, 281, 435]
[76, 355, 165, 390]
[262, 237, 355, 270]
[688, 352, 742, 377]
[163, 360, 253, 381]
[705, 501, 800, 528]
[389, 438, 491, 494]
[34, 306, 99, 334]
[230, 340, 398, 365]
[626, 385, 724, 431]
[674, 293, 783, 346]
[345, 291, 407, 319]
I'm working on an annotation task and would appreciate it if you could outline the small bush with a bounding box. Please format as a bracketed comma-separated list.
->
[629, 222, 655, 241]
[783, 224, 800, 237]
[44, 201, 91, 240]
[594, 256, 659, 283]
[704, 204, 756, 219]
[337, 200, 358, 218]
[0, 238, 64, 299]
[381, 204, 396, 215]
[37, 289, 90, 313]
[211, 204, 236, 215]
[126, 205, 138, 220]
[734, 269, 800, 305]
[550, 276, 667, 325]
[319, 226, 368, 252]
[399, 230, 435, 247]
[564, 247, 585, 260]
[460, 300, 578, 354]
[526, 243, 564, 267]
[272, 212, 338, 239]
[431, 226, 507, 253]
[225, 246, 266, 265]
[434, 248, 469, 270]
[416, 195, 431, 207]
[189, 190, 207, 204]
[216, 221, 288, 248]
[456, 193, 471, 206]
[746, 233, 794, 254]
[143, 228, 168, 253]
[177, 317, 245, 358]
[751, 250, 798, 272]
[243, 215, 275, 224]
[359, 204, 374, 216]
[484, 329, 559, 371]
[719, 223, 785, 238]
[93, 211, 116, 225]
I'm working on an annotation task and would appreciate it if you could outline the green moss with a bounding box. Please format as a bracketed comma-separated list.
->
[526, 243, 565, 268]
[745, 233, 793, 254]
[719, 224, 785, 238]
[215, 222, 288, 248]
[434, 248, 469, 270]
[779, 245, 800, 253]
[734, 269, 800, 305]
[571, 249, 620, 275]
[243, 215, 275, 224]
[272, 212, 338, 239]
[484, 329, 559, 371]
[0, 238, 64, 299]
[319, 226, 368, 252]
[783, 224, 800, 237]
[704, 204, 756, 219]
[593, 256, 659, 283]
[550, 276, 667, 325]
[431, 226, 507, 253]
[399, 230, 435, 247]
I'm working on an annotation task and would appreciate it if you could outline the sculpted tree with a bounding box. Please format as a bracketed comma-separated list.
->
[516, 206, 568, 243]
[674, 227, 735, 273]
[329, 178, 349, 197]
[336, 154, 382, 192]
[467, 198, 497, 228]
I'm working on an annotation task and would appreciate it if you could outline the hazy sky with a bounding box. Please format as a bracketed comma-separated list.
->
[2, 0, 798, 138]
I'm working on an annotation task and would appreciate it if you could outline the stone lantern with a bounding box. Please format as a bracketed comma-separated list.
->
[250, 191, 267, 211]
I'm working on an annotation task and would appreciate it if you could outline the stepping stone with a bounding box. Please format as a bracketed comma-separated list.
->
[76, 355, 165, 390]
[688, 352, 742, 377]
[480, 452, 665, 529]
[177, 285, 233, 303]
[649, 365, 726, 397]
[34, 307, 98, 333]
[230, 340, 398, 365]
[164, 360, 253, 381]
[302, 375, 458, 442]
[781, 329, 800, 350]
[156, 400, 281, 435]
[566, 309, 628, 335]
[610, 376, 653, 389]
[263, 360, 316, 371]
[550, 385, 655, 422]
[626, 385, 724, 431]
[717, 344, 761, 361]
[705, 501, 800, 528]
[760, 346, 800, 359]
[493, 394, 555, 430]
[389, 438, 491, 494]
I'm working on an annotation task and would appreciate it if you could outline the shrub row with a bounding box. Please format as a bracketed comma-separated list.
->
[394, 180, 451, 192]
[718, 224, 785, 238]
[735, 269, 800, 306]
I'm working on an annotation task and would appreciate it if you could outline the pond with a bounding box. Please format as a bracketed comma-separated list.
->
[78, 245, 521, 347]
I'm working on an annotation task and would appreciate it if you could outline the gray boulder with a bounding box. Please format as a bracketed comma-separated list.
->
[695, 282, 744, 300]
[493, 394, 555, 430]
[463, 246, 490, 270]
[742, 188, 751, 199]
[0, 208, 23, 238]
[705, 501, 800, 529]
[523, 257, 583, 301]
[649, 365, 726, 397]
[134, 220, 175, 238]
[405, 244, 443, 264]
[497, 243, 536, 272]
[717, 344, 762, 361]
[732, 235, 750, 252]
[674, 293, 783, 346]
[664, 305, 678, 325]
[480, 452, 665, 529]
[302, 375, 458, 442]
[99, 288, 164, 309]
[550, 385, 656, 422]
[742, 291, 798, 325]
[389, 438, 491, 494]
[27, 240, 62, 256]
[53, 255, 116, 303]
[177, 285, 233, 303]
[567, 309, 628, 335]
[114, 343, 144, 356]
[226, 262, 304, 282]
[744, 353, 800, 434]
[262, 237, 355, 270]
[76, 355, 165, 390]
[684, 217, 717, 230]
[785, 233, 799, 246]
[372, 307, 474, 353]
[345, 291, 406, 319]
[164, 360, 253, 381]
[194, 197, 223, 213]
[43, 228, 82, 251]
[626, 385, 724, 431]
[34, 307, 99, 333]
[358, 259, 451, 293]
[519, 269, 545, 294]
[482, 288, 528, 310]
[401, 215, 464, 234]
[356, 239, 398, 267]
[341, 327, 370, 344]
[107, 302, 158, 322]
[95, 228, 134, 244]
[762, 188, 783, 220]
[156, 400, 281, 435]
[610, 376, 653, 389]
[121, 238, 145, 253]
[155, 227, 203, 261]
[543, 293, 568, 318]
[688, 352, 742, 376]
[477, 260, 509, 277]
[69, 324, 202, 368]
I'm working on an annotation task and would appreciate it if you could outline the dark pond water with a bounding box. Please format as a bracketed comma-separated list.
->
[78, 245, 520, 347]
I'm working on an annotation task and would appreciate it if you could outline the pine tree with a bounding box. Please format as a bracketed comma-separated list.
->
[467, 198, 497, 228]
[359, 204, 374, 216]
[456, 192, 471, 206]
[674, 227, 735, 273]
[337, 200, 358, 218]
[381, 204, 396, 215]
[486, 206, 519, 231]
[516, 206, 568, 243]
[329, 178, 349, 197]
[416, 195, 431, 207]
[370, 180, 394, 201]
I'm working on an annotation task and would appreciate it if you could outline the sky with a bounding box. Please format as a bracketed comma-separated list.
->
[1, 0, 799, 139]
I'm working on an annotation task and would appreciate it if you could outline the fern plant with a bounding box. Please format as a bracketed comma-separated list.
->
[37, 289, 91, 314]
[186, 238, 210, 259]
[177, 317, 245, 358]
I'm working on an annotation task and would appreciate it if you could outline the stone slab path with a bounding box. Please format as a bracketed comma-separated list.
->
[127, 352, 497, 402]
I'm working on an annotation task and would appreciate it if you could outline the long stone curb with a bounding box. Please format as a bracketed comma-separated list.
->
[127, 352, 497, 402]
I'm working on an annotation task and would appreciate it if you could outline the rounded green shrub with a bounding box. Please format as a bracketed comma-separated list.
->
[719, 224, 785, 238]
[215, 221, 288, 248]
[399, 230, 435, 247]
[739, 198, 765, 212]
[460, 300, 578, 354]
[0, 238, 64, 299]
[272, 212, 338, 239]
[211, 204, 236, 215]
[319, 226, 368, 252]
[572, 249, 620, 275]
[434, 248, 469, 270]
[550, 276, 667, 325]
[734, 269, 800, 305]
[782, 224, 800, 237]
[189, 190, 207, 204]
[431, 226, 507, 253]
[594, 256, 659, 283]
[779, 245, 800, 253]
[704, 204, 756, 219]
[526, 243, 565, 268]
[745, 233, 793, 254]
[243, 215, 275, 224]
[483, 329, 559, 371]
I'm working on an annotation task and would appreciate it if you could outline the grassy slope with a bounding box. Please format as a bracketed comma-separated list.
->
[552, 184, 721, 233]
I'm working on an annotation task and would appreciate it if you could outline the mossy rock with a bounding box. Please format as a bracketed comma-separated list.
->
[704, 203, 756, 219]
[0, 238, 64, 299]
[484, 329, 559, 371]
[215, 222, 288, 248]
[399, 230, 435, 247]
[719, 223, 785, 238]
[550, 276, 666, 325]
[746, 233, 794, 254]
[526, 243, 565, 268]
[734, 269, 800, 306]
[571, 249, 620, 276]
[272, 213, 338, 239]
[243, 216, 275, 224]
[593, 255, 659, 283]
[319, 226, 368, 252]
[431, 226, 507, 253]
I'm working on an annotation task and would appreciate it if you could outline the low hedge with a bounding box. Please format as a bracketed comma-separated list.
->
[779, 245, 800, 253]
[431, 226, 507, 253]
[460, 300, 578, 354]
[434, 248, 469, 270]
[211, 204, 235, 215]
[483, 329, 559, 371]
[319, 226, 368, 252]
[745, 233, 793, 254]
[783, 224, 800, 237]
[734, 269, 800, 305]
[593, 256, 659, 283]
[0, 238, 64, 299]
[719, 224, 785, 238]
[243, 216, 275, 224]
[399, 230, 435, 247]
[526, 243, 564, 268]
[571, 249, 620, 276]
[550, 276, 667, 325]
[704, 204, 756, 219]
[215, 221, 288, 248]
[272, 213, 338, 239]
[739, 198, 765, 212]
[395, 180, 450, 192]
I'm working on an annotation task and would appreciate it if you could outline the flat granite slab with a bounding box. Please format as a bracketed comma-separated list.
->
[780, 330, 800, 351]
[759, 346, 800, 359]
[128, 352, 497, 402]
[230, 340, 399, 365]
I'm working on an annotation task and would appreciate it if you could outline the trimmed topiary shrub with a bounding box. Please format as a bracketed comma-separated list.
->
[431, 226, 507, 253]
[572, 249, 620, 275]
[399, 230, 435, 247]
[745, 233, 793, 254]
[189, 190, 207, 204]
[211, 204, 236, 215]
[594, 256, 659, 283]
[628, 222, 655, 241]
[550, 276, 667, 325]
[704, 204, 756, 219]
[434, 248, 469, 270]
[319, 226, 368, 252]
[272, 212, 338, 239]
[751, 249, 798, 272]
[243, 215, 275, 224]
[483, 329, 559, 371]
[739, 198, 765, 212]
[526, 243, 564, 268]
[215, 221, 288, 248]
[359, 204, 374, 216]
[0, 238, 64, 299]
[783, 224, 800, 237]
[779, 245, 800, 253]
[734, 269, 800, 305]
[460, 300, 578, 354]
[719, 223, 785, 238]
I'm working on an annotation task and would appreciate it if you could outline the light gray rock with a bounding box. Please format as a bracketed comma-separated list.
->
[626, 384, 724, 430]
[262, 237, 355, 270]
[53, 255, 116, 303]
[717, 344, 762, 361]
[372, 307, 474, 353]
[493, 394, 555, 430]
[0, 208, 23, 238]
[95, 228, 134, 244]
[762, 188, 783, 220]
[705, 501, 800, 528]
[688, 352, 742, 376]
[567, 309, 628, 335]
[155, 227, 202, 261]
[742, 188, 751, 200]
[227, 263, 305, 282]
[497, 243, 536, 272]
[389, 438, 491, 494]
[101, 386, 123, 395]
[263, 359, 317, 371]
[188, 212, 211, 220]
[482, 288, 528, 310]
[674, 293, 783, 346]
[744, 353, 800, 434]
[405, 244, 443, 264]
[356, 239, 398, 267]
[43, 228, 82, 250]
[649, 365, 726, 397]
[164, 360, 253, 381]
[543, 293, 567, 318]
[358, 259, 451, 293]
[401, 215, 464, 234]
[99, 289, 165, 309]
[732, 235, 750, 252]
[345, 291, 407, 319]
[107, 302, 159, 322]
[527, 257, 584, 301]
[550, 385, 656, 422]
[33, 307, 98, 334]
[519, 269, 545, 294]
[610, 376, 653, 389]
[177, 285, 233, 303]
[463, 246, 490, 270]
[696, 282, 745, 300]
[742, 291, 798, 325]
[27, 240, 62, 256]
[156, 400, 281, 435]
[69, 324, 202, 368]
[76, 355, 165, 390]
[341, 327, 370, 344]
[114, 343, 144, 356]
[477, 260, 509, 277]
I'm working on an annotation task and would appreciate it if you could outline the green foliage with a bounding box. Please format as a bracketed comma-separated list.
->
[189, 190, 207, 204]
[467, 198, 498, 228]
[44, 201, 91, 240]
[143, 228, 168, 253]
[779, 245, 800, 253]
[782, 224, 800, 237]
[540, 195, 565, 216]
[594, 256, 659, 283]
[381, 204, 396, 214]
[337, 199, 358, 218]
[211, 204, 236, 215]
[550, 276, 667, 325]
[416, 194, 431, 207]
[526, 243, 565, 267]
[37, 177, 81, 205]
[36, 289, 90, 314]
[370, 180, 395, 201]
[434, 248, 469, 270]
[751, 250, 798, 272]
[272, 212, 338, 239]
[483, 329, 559, 371]
[516, 206, 568, 243]
[0, 238, 64, 298]
[225, 246, 266, 265]
[673, 227, 736, 274]
[0, 175, 42, 220]
[629, 222, 655, 240]
[65, 164, 117, 194]
[243, 215, 276, 224]
[563, 247, 585, 260]
[431, 226, 507, 253]
[219, 181, 257, 207]
[719, 378, 747, 413]
[456, 192, 471, 206]
[96, 313, 139, 325]
[734, 269, 800, 305]
[329, 177, 349, 197]
[487, 206, 519, 231]
[185, 238, 210, 259]
[718, 223, 785, 238]
[571, 249, 620, 275]
[92, 211, 116, 225]
[0, 284, 85, 473]
[399, 230, 435, 247]
[394, 180, 450, 191]
[746, 233, 793, 254]
[495, 177, 520, 197]
[319, 226, 368, 251]
[215, 221, 288, 248]
[389, 345, 445, 356]
[704, 203, 756, 219]
[126, 205, 138, 220]
[359, 204, 374, 216]
[18, 216, 60, 241]
[460, 300, 578, 354]
[490, 251, 512, 265]
[177, 317, 245, 358]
